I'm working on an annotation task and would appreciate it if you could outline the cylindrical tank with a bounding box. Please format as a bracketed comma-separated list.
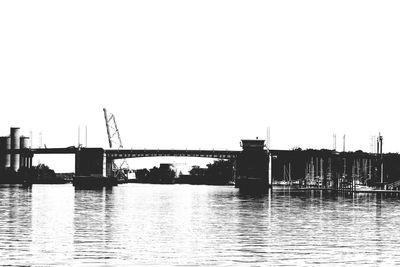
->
[0, 136, 10, 171]
[10, 127, 20, 172]
[20, 136, 30, 169]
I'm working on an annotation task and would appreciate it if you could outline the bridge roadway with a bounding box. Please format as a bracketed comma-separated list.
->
[105, 149, 241, 160]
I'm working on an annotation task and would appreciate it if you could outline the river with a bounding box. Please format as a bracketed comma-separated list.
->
[1, 183, 400, 265]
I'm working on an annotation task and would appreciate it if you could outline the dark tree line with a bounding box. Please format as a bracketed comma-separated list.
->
[181, 160, 234, 185]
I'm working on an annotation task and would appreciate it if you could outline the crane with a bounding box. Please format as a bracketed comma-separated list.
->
[103, 108, 130, 181]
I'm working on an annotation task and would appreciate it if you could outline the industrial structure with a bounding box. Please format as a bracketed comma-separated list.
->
[0, 127, 33, 182]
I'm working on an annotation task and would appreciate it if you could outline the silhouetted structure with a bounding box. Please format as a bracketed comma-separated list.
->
[235, 139, 269, 190]
[4, 125, 400, 191]
[178, 160, 234, 185]
[135, 164, 176, 184]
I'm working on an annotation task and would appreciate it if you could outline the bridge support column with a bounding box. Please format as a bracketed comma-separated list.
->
[75, 148, 105, 177]
[234, 139, 270, 191]
[106, 157, 113, 177]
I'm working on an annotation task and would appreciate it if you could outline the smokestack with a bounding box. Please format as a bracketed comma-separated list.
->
[10, 127, 20, 172]
[19, 136, 29, 169]
[0, 136, 10, 171]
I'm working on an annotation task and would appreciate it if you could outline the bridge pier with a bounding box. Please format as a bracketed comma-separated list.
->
[106, 157, 113, 177]
[75, 148, 105, 176]
[234, 139, 270, 191]
[74, 148, 117, 187]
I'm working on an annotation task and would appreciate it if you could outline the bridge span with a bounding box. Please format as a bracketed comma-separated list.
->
[105, 149, 240, 160]
[6, 145, 384, 191]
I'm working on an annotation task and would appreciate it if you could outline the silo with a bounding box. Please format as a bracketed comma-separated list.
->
[0, 136, 10, 171]
[5, 136, 10, 169]
[20, 136, 30, 169]
[10, 127, 20, 172]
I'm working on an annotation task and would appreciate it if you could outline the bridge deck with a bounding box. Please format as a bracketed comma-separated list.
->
[105, 149, 241, 159]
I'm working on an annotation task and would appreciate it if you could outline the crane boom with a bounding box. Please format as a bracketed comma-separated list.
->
[103, 108, 129, 180]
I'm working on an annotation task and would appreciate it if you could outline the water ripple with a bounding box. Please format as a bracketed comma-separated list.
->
[1, 184, 400, 265]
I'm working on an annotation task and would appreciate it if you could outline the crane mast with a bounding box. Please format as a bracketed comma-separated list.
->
[103, 108, 129, 180]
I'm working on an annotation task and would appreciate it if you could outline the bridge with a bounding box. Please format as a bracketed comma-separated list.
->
[105, 149, 240, 160]
[5, 145, 385, 189]
[0, 109, 389, 190]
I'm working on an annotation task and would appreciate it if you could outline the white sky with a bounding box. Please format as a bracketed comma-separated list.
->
[1, 1, 400, 171]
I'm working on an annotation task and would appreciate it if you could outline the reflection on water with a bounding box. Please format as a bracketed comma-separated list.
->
[1, 184, 400, 265]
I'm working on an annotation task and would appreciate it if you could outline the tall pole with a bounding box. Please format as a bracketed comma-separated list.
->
[320, 157, 323, 188]
[343, 134, 346, 152]
[268, 153, 272, 187]
[379, 134, 383, 185]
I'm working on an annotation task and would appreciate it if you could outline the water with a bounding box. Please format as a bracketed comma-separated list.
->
[1, 184, 400, 266]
